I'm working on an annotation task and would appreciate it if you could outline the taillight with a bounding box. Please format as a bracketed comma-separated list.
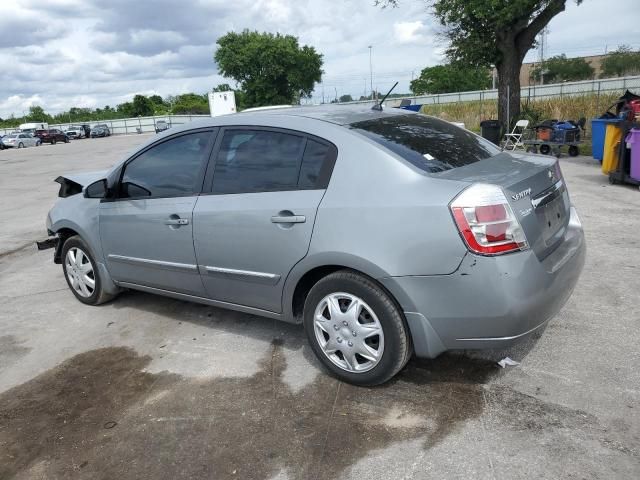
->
[450, 184, 528, 256]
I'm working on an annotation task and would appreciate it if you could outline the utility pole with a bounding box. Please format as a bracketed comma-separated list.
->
[368, 45, 373, 100]
[335, 87, 338, 103]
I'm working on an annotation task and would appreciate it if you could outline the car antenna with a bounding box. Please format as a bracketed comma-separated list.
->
[371, 81, 398, 111]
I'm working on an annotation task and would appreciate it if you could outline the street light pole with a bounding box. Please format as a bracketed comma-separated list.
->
[368, 45, 373, 100]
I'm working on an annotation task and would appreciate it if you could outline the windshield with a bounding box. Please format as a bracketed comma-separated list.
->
[350, 114, 500, 173]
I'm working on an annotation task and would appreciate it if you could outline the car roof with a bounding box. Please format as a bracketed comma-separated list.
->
[233, 103, 415, 126]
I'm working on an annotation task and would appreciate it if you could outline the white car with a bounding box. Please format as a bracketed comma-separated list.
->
[1, 133, 41, 148]
[65, 125, 85, 139]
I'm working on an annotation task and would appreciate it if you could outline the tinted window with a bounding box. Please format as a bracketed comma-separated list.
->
[121, 131, 211, 198]
[298, 139, 330, 188]
[350, 114, 500, 173]
[212, 129, 307, 194]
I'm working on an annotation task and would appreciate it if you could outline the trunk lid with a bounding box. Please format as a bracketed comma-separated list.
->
[440, 152, 570, 260]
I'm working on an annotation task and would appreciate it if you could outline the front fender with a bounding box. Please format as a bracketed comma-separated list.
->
[48, 196, 119, 295]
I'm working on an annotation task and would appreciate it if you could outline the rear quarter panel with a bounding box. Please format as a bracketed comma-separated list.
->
[308, 128, 470, 278]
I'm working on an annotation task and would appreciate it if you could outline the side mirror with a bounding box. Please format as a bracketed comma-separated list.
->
[84, 179, 108, 199]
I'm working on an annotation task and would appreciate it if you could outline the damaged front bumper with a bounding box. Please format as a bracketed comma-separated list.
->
[35, 229, 63, 263]
[35, 237, 58, 251]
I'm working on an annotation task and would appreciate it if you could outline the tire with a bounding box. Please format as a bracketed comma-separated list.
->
[303, 270, 411, 386]
[64, 136, 69, 143]
[51, 138, 57, 145]
[526, 146, 538, 154]
[61, 235, 115, 305]
[568, 145, 579, 157]
[18, 143, 24, 148]
[36, 140, 41, 146]
[539, 144, 551, 155]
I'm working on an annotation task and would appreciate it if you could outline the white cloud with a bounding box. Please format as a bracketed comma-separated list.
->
[393, 21, 428, 45]
[0, 0, 639, 117]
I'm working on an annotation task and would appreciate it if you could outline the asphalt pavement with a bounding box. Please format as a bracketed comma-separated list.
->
[0, 135, 638, 479]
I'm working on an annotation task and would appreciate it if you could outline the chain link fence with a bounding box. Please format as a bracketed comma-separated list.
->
[1, 114, 210, 137]
[381, 75, 640, 108]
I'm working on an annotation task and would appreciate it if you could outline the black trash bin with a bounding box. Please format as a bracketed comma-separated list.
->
[480, 119, 501, 145]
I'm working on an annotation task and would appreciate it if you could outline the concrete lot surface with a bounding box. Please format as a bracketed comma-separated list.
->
[0, 136, 639, 479]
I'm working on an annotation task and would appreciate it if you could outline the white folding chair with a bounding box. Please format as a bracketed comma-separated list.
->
[503, 119, 529, 151]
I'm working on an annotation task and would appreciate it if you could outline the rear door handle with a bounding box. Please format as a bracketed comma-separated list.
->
[164, 218, 189, 225]
[271, 215, 306, 224]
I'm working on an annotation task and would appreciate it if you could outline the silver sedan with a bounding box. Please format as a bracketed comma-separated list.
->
[38, 104, 585, 385]
[1, 132, 41, 148]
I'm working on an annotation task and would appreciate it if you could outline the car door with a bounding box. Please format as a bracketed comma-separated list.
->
[100, 129, 216, 295]
[193, 127, 337, 313]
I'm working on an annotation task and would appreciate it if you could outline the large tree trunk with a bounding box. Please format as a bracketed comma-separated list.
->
[496, 48, 522, 135]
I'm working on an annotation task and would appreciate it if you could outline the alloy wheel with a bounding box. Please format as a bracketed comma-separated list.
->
[313, 292, 384, 373]
[65, 247, 96, 298]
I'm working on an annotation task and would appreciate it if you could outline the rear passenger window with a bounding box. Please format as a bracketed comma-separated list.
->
[298, 139, 330, 189]
[212, 129, 334, 194]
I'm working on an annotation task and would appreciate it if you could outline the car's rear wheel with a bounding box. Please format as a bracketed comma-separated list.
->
[51, 138, 57, 145]
[61, 236, 114, 305]
[18, 143, 24, 148]
[303, 270, 411, 386]
[64, 137, 69, 143]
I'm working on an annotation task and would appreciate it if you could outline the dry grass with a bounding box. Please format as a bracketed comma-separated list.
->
[419, 92, 621, 137]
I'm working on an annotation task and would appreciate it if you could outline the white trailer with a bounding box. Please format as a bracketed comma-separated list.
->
[19, 122, 48, 132]
[208, 91, 237, 117]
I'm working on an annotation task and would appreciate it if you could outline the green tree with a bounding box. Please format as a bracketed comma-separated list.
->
[131, 94, 154, 117]
[214, 30, 323, 107]
[410, 63, 490, 94]
[379, 0, 581, 130]
[601, 45, 640, 78]
[170, 93, 209, 114]
[25, 105, 51, 122]
[531, 54, 594, 83]
[339, 94, 354, 103]
[212, 83, 233, 92]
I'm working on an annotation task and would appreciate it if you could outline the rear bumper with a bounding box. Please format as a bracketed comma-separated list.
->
[381, 206, 586, 358]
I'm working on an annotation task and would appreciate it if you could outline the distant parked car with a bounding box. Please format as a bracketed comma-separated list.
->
[91, 124, 110, 137]
[65, 125, 86, 139]
[155, 120, 170, 133]
[90, 126, 108, 138]
[1, 132, 41, 148]
[35, 129, 69, 145]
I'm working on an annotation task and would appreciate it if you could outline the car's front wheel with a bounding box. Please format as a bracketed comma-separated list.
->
[61, 236, 114, 305]
[303, 270, 411, 386]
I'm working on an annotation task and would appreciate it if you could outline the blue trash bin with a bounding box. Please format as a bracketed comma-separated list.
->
[591, 118, 623, 162]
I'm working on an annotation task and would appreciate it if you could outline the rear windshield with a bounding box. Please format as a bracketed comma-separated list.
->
[350, 114, 500, 173]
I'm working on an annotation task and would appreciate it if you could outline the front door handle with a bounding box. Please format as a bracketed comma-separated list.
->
[164, 217, 189, 226]
[271, 215, 306, 224]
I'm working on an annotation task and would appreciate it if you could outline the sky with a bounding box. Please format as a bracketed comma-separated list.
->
[1, 0, 639, 118]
